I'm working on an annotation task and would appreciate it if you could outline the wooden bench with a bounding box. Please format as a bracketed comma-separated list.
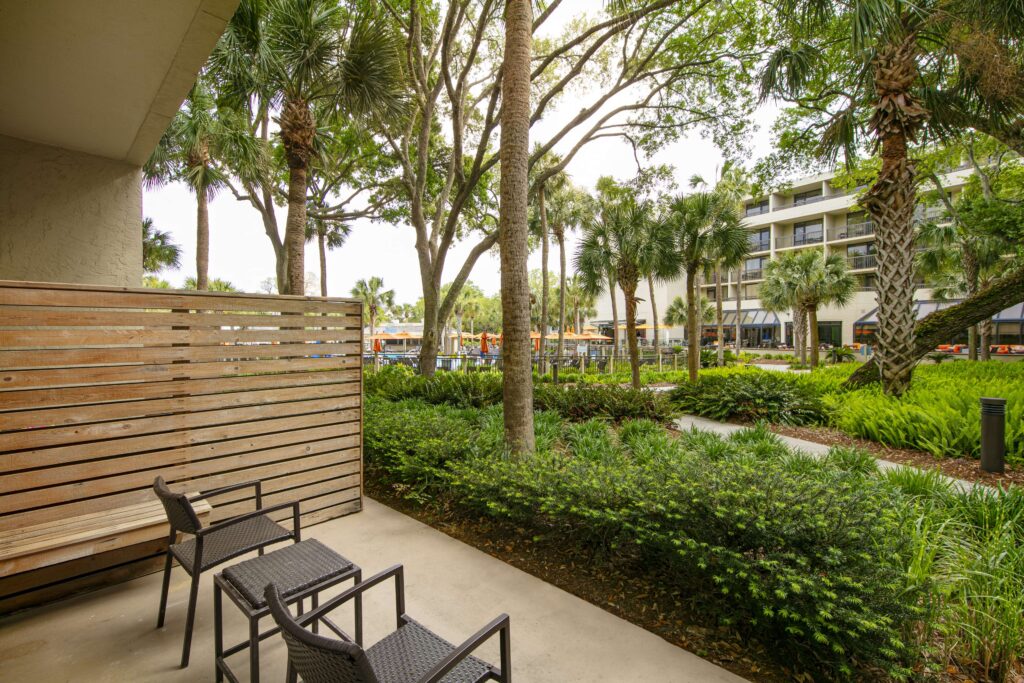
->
[0, 497, 212, 578]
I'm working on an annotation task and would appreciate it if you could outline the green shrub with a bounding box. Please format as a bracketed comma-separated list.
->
[669, 368, 825, 425]
[533, 383, 675, 423]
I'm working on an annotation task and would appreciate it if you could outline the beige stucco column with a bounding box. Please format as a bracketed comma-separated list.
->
[0, 134, 142, 287]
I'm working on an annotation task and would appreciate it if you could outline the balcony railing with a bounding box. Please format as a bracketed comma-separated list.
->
[748, 238, 770, 252]
[792, 193, 825, 207]
[775, 232, 823, 248]
[828, 221, 874, 241]
[741, 268, 764, 281]
[847, 254, 877, 269]
[744, 204, 770, 217]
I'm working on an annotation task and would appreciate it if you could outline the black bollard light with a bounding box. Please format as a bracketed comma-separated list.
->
[979, 397, 1007, 474]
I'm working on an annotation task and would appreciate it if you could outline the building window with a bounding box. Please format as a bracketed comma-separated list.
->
[749, 228, 770, 251]
[859, 274, 878, 290]
[793, 188, 823, 206]
[793, 220, 823, 245]
[818, 321, 842, 347]
[847, 242, 877, 269]
[743, 256, 767, 280]
[745, 198, 769, 216]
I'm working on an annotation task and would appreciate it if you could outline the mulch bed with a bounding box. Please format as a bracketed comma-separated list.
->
[766, 423, 1023, 488]
[366, 480, 799, 683]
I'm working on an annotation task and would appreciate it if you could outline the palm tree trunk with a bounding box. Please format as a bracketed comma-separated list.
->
[735, 270, 743, 352]
[318, 230, 328, 297]
[794, 308, 807, 364]
[648, 275, 659, 351]
[715, 267, 724, 366]
[196, 188, 210, 291]
[284, 165, 308, 296]
[980, 319, 992, 360]
[968, 326, 979, 361]
[862, 34, 927, 396]
[556, 227, 567, 384]
[686, 268, 699, 382]
[808, 305, 820, 367]
[499, 0, 535, 455]
[608, 274, 620, 356]
[623, 279, 641, 389]
[539, 185, 549, 375]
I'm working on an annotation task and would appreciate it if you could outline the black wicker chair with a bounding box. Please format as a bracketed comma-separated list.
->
[266, 565, 511, 683]
[153, 476, 301, 668]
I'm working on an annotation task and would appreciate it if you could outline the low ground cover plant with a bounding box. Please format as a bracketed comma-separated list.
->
[365, 365, 675, 422]
[668, 366, 825, 425]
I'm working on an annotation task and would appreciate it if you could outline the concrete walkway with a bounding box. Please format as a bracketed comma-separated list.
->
[0, 498, 745, 683]
[675, 414, 976, 490]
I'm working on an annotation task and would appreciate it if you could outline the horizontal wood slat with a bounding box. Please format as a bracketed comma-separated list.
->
[0, 280, 363, 610]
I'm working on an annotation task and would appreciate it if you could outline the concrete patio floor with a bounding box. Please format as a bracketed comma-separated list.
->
[0, 498, 745, 682]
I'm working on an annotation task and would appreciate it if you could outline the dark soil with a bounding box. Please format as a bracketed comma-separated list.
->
[767, 423, 1023, 488]
[365, 478, 798, 683]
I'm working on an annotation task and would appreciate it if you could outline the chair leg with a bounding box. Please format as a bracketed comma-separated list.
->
[157, 550, 173, 628]
[354, 570, 363, 647]
[214, 582, 224, 683]
[180, 571, 201, 668]
[249, 616, 261, 683]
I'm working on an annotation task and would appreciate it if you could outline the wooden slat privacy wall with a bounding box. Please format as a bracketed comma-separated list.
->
[0, 280, 363, 612]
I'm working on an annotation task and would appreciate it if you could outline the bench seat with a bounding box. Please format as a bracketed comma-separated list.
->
[0, 497, 211, 578]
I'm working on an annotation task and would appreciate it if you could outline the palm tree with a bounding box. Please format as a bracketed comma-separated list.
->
[664, 295, 714, 345]
[145, 81, 254, 290]
[565, 275, 597, 335]
[547, 183, 590, 380]
[351, 276, 395, 341]
[306, 218, 350, 297]
[142, 218, 182, 274]
[665, 192, 747, 381]
[760, 0, 1023, 394]
[498, 0, 536, 455]
[576, 200, 677, 389]
[917, 218, 1009, 360]
[216, 0, 405, 295]
[761, 250, 855, 367]
[184, 277, 239, 292]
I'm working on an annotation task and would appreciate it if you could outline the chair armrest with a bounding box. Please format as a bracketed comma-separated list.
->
[294, 565, 405, 629]
[196, 500, 299, 538]
[188, 480, 262, 506]
[419, 614, 511, 683]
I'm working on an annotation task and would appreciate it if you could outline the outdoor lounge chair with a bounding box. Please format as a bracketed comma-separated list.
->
[153, 476, 301, 668]
[266, 565, 511, 683]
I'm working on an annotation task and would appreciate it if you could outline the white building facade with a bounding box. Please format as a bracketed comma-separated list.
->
[592, 166, 975, 349]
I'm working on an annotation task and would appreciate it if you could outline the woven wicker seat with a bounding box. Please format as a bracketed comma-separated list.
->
[266, 565, 510, 683]
[152, 476, 301, 669]
[367, 619, 493, 683]
[222, 539, 354, 609]
[172, 514, 293, 574]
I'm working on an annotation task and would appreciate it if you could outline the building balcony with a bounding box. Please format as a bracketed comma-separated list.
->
[828, 221, 874, 241]
[847, 254, 877, 270]
[744, 205, 770, 217]
[741, 269, 764, 281]
[748, 238, 771, 252]
[775, 232, 823, 249]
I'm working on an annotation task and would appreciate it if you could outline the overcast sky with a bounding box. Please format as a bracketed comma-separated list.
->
[143, 3, 782, 304]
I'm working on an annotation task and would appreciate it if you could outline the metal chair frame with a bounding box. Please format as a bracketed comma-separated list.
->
[153, 476, 301, 668]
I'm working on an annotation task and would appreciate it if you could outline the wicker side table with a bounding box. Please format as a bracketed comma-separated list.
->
[214, 539, 361, 683]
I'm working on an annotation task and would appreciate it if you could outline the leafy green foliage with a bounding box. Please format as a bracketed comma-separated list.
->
[669, 367, 825, 425]
[533, 383, 675, 423]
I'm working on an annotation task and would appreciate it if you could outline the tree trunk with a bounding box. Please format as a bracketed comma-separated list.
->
[284, 166, 308, 296]
[715, 267, 724, 366]
[196, 188, 210, 291]
[980, 319, 993, 360]
[499, 0, 535, 455]
[648, 275, 659, 352]
[846, 268, 1024, 387]
[861, 35, 928, 396]
[808, 305, 820, 367]
[686, 268, 700, 382]
[419, 286, 440, 376]
[555, 227, 567, 384]
[622, 279, 641, 390]
[318, 230, 328, 297]
[608, 275, 620, 356]
[735, 270, 743, 352]
[965, 252, 980, 360]
[794, 307, 807, 365]
[968, 325, 979, 361]
[539, 185, 550, 375]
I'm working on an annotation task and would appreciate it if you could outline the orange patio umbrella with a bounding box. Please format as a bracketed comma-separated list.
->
[372, 338, 383, 353]
[480, 332, 490, 354]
